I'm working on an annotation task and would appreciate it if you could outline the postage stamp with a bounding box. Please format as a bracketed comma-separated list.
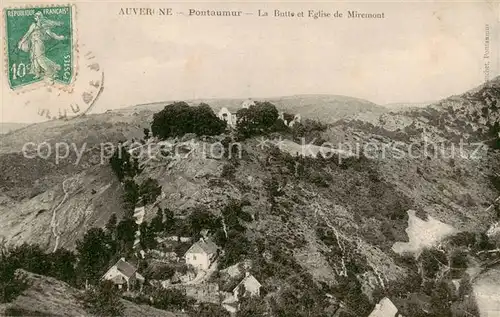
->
[3, 5, 76, 90]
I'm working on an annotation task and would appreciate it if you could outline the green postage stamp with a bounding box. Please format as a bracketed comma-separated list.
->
[4, 5, 76, 90]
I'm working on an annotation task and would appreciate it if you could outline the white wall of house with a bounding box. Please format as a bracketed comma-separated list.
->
[233, 277, 261, 300]
[186, 252, 210, 271]
[103, 266, 132, 290]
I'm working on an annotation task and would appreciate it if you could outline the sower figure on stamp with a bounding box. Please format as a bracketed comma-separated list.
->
[18, 11, 65, 81]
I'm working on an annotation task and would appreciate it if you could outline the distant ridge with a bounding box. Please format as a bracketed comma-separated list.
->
[124, 94, 387, 123]
[0, 123, 29, 134]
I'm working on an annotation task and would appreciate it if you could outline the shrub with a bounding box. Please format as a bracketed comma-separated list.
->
[152, 288, 194, 311]
[291, 118, 328, 143]
[144, 264, 176, 280]
[194, 303, 231, 317]
[419, 248, 447, 280]
[82, 281, 124, 316]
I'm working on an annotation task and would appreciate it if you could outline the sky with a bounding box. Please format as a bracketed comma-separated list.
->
[1, 0, 499, 123]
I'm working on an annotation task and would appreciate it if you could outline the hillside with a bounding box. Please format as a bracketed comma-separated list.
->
[0, 269, 186, 317]
[0, 79, 500, 316]
[0, 112, 152, 251]
[0, 123, 29, 135]
[343, 76, 500, 145]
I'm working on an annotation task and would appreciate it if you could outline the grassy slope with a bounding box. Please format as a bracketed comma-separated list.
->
[0, 123, 29, 135]
[0, 269, 186, 317]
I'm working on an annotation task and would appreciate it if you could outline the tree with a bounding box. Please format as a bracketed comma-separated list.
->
[188, 208, 218, 237]
[116, 218, 138, 252]
[0, 244, 77, 291]
[191, 103, 227, 136]
[139, 222, 157, 250]
[0, 247, 28, 303]
[151, 102, 226, 139]
[76, 228, 114, 285]
[83, 280, 124, 316]
[153, 288, 194, 311]
[109, 144, 139, 181]
[150, 208, 164, 233]
[163, 208, 175, 232]
[123, 180, 139, 214]
[7, 244, 52, 276]
[139, 178, 162, 205]
[105, 214, 117, 238]
[219, 230, 250, 268]
[48, 249, 77, 286]
[235, 101, 279, 137]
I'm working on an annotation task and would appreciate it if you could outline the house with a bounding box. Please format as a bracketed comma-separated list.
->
[218, 107, 237, 127]
[184, 237, 219, 271]
[233, 272, 262, 300]
[278, 111, 285, 122]
[241, 98, 255, 109]
[102, 257, 145, 291]
[288, 114, 302, 127]
[368, 297, 399, 317]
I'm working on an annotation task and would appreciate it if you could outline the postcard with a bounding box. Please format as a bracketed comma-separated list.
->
[1, 1, 500, 316]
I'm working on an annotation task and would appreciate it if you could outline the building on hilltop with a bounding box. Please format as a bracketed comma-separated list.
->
[184, 237, 219, 271]
[218, 107, 237, 127]
[102, 257, 145, 291]
[288, 113, 302, 127]
[241, 98, 255, 109]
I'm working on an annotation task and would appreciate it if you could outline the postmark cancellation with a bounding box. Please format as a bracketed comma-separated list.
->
[3, 4, 105, 121]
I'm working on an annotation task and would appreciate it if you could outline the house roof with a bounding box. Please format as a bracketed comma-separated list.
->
[233, 273, 261, 292]
[368, 297, 398, 317]
[186, 238, 218, 256]
[114, 258, 138, 278]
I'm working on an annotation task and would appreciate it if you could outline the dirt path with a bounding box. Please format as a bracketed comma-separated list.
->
[50, 177, 77, 253]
